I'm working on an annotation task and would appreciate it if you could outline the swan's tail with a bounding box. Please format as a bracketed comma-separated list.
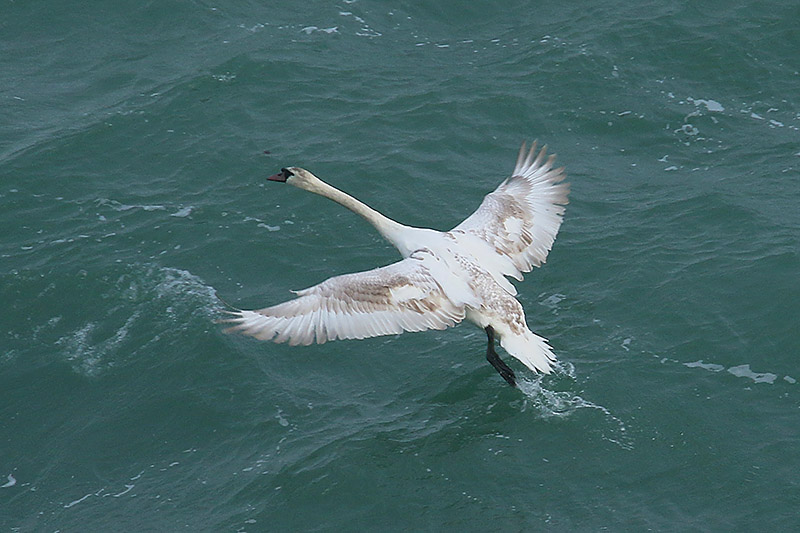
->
[499, 329, 557, 375]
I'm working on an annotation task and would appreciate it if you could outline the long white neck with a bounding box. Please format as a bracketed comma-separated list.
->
[299, 177, 423, 256]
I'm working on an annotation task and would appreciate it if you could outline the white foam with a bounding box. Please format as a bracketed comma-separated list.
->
[96, 198, 192, 216]
[64, 491, 95, 508]
[212, 73, 236, 82]
[112, 484, 134, 497]
[689, 98, 725, 112]
[151, 266, 218, 306]
[683, 358, 794, 387]
[275, 408, 290, 427]
[301, 26, 338, 35]
[170, 206, 193, 217]
[684, 360, 725, 372]
[727, 364, 777, 384]
[540, 293, 565, 306]
[58, 323, 101, 375]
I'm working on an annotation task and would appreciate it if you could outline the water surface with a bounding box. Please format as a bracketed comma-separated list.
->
[2, 1, 799, 530]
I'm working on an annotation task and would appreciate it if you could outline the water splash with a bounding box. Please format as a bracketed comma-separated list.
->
[514, 363, 632, 449]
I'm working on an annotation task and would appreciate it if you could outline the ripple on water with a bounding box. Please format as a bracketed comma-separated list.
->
[19, 264, 223, 376]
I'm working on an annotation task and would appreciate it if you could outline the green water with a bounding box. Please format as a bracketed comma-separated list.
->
[2, 1, 799, 530]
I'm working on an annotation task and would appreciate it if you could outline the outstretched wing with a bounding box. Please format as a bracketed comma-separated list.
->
[223, 253, 465, 346]
[452, 142, 569, 275]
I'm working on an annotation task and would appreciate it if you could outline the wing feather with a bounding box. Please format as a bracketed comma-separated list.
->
[452, 142, 569, 274]
[223, 252, 465, 345]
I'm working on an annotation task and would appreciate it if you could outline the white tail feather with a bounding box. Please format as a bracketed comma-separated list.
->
[499, 330, 556, 374]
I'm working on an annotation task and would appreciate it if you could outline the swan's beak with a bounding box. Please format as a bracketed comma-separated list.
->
[268, 167, 293, 183]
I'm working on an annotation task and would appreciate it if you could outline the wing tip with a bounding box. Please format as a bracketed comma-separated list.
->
[512, 140, 566, 183]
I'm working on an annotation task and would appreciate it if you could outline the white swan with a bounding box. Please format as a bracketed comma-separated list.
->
[224, 142, 569, 386]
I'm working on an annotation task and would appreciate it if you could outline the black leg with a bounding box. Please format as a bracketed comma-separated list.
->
[485, 326, 516, 387]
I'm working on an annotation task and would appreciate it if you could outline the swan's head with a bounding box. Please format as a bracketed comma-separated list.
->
[267, 167, 324, 192]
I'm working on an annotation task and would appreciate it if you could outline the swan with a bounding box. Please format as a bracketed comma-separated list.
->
[223, 141, 569, 386]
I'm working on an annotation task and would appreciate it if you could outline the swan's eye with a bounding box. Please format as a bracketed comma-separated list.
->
[281, 168, 294, 179]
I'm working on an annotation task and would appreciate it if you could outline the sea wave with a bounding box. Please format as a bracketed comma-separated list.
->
[7, 263, 222, 377]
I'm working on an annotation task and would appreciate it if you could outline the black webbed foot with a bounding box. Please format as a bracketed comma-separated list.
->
[485, 326, 516, 387]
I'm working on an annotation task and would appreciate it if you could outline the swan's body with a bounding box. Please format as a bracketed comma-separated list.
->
[224, 142, 569, 386]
